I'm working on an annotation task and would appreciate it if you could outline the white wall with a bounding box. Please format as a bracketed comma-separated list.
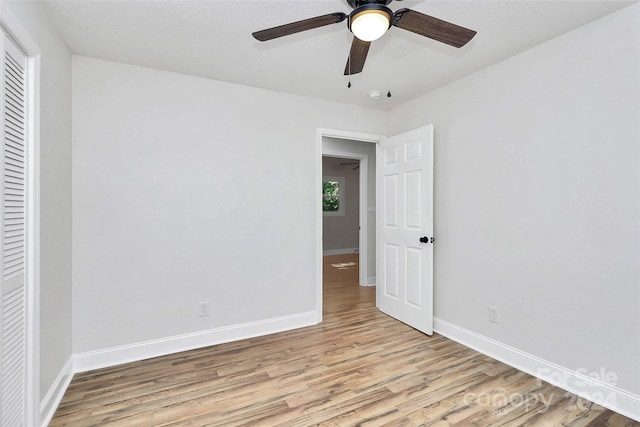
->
[1, 0, 73, 411]
[322, 137, 377, 283]
[389, 3, 640, 398]
[72, 56, 387, 357]
[322, 156, 360, 253]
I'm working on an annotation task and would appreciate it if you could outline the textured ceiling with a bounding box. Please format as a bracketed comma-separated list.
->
[43, 0, 636, 110]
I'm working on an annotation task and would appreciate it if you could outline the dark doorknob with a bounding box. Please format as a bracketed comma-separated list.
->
[420, 236, 429, 243]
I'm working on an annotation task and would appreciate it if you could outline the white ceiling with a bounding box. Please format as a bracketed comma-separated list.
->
[43, 0, 635, 110]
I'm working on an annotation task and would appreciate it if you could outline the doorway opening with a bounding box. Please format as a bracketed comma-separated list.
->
[316, 129, 383, 323]
[322, 156, 360, 256]
[322, 156, 362, 307]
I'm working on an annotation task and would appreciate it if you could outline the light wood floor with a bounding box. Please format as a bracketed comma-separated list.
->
[50, 254, 638, 426]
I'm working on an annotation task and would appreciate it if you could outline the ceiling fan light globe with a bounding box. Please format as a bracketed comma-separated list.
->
[350, 8, 391, 42]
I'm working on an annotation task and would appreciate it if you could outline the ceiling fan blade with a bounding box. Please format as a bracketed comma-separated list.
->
[393, 8, 477, 48]
[252, 12, 347, 41]
[344, 37, 371, 75]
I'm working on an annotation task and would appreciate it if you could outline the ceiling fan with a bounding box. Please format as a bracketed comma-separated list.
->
[340, 161, 360, 169]
[252, 0, 477, 76]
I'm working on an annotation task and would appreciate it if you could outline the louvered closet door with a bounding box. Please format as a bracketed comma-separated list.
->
[0, 33, 27, 426]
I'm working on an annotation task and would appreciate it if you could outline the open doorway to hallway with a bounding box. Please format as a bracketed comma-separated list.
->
[322, 156, 360, 257]
[322, 155, 370, 315]
[321, 136, 377, 289]
[316, 129, 381, 324]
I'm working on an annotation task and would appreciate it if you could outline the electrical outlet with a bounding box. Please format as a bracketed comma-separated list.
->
[199, 302, 209, 317]
[489, 306, 499, 324]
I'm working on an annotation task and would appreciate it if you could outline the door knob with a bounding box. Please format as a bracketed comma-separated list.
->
[420, 236, 429, 243]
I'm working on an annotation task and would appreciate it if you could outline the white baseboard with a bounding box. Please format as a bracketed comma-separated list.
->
[363, 276, 376, 287]
[40, 356, 74, 427]
[73, 311, 318, 373]
[434, 317, 640, 422]
[323, 248, 358, 256]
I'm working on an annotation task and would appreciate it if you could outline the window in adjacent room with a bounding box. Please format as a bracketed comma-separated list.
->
[323, 176, 345, 216]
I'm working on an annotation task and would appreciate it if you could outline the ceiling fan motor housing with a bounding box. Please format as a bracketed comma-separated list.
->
[347, 0, 393, 8]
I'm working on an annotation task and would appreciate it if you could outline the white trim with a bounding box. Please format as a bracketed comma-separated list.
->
[323, 248, 359, 256]
[39, 357, 73, 427]
[318, 128, 383, 143]
[366, 276, 376, 286]
[0, 4, 42, 56]
[315, 130, 323, 323]
[25, 51, 41, 427]
[73, 311, 318, 373]
[434, 317, 640, 422]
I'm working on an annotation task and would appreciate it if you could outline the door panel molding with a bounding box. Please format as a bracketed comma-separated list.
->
[376, 125, 434, 335]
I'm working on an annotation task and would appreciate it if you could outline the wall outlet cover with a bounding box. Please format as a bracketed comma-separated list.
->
[489, 306, 499, 324]
[199, 302, 209, 317]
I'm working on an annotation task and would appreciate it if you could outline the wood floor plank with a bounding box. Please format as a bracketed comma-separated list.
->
[49, 254, 639, 426]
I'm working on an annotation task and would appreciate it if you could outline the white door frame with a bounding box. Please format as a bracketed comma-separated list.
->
[0, 8, 41, 426]
[315, 128, 384, 322]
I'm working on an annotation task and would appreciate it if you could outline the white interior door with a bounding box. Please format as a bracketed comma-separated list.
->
[376, 125, 434, 335]
[0, 32, 28, 425]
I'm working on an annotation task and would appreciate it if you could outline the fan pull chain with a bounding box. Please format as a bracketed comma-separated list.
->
[387, 90, 392, 98]
[347, 42, 352, 88]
